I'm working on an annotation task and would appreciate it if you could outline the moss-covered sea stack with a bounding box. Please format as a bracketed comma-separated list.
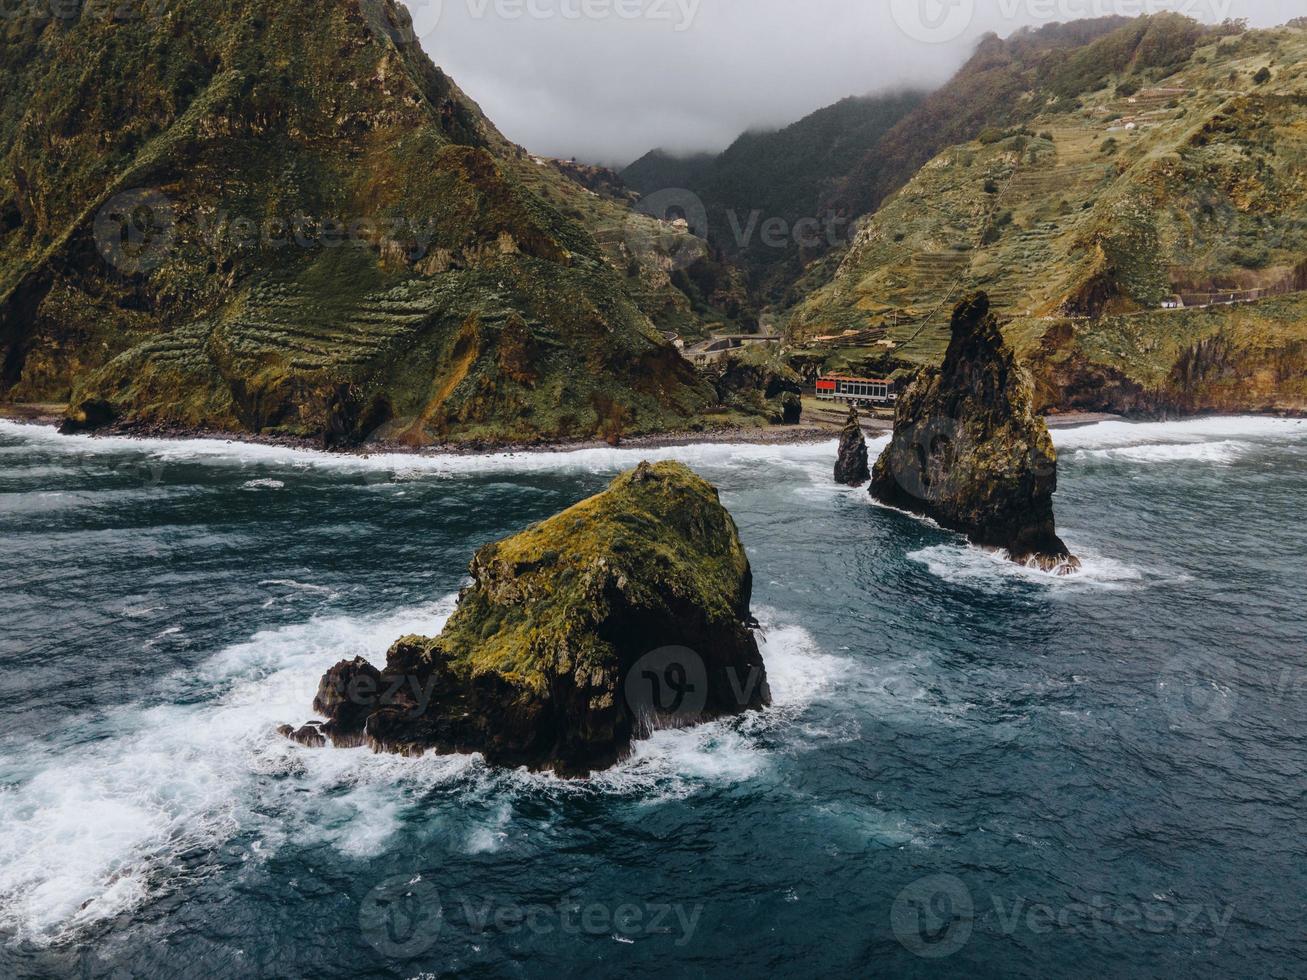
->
[285, 461, 770, 776]
[0, 0, 714, 445]
[871, 293, 1080, 574]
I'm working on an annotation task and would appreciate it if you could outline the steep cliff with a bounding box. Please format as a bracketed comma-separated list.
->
[790, 18, 1307, 417]
[871, 294, 1079, 573]
[0, 0, 715, 445]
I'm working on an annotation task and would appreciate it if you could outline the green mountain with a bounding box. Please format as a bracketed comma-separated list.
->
[0, 0, 717, 445]
[789, 16, 1307, 415]
[623, 92, 926, 302]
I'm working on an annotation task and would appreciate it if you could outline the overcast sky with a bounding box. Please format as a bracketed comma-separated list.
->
[408, 0, 1298, 166]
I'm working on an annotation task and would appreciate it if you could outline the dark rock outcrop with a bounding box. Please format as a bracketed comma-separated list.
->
[834, 406, 871, 486]
[281, 462, 770, 776]
[871, 293, 1080, 574]
[311, 657, 383, 748]
[710, 349, 804, 425]
[57, 398, 114, 435]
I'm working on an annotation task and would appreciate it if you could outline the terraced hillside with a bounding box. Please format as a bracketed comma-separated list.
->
[0, 0, 715, 445]
[791, 19, 1307, 415]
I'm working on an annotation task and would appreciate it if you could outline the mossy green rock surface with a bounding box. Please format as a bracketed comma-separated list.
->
[790, 18, 1307, 416]
[293, 461, 770, 776]
[872, 294, 1080, 573]
[0, 0, 714, 445]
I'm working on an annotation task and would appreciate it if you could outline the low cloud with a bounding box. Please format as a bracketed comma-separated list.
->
[412, 0, 1298, 166]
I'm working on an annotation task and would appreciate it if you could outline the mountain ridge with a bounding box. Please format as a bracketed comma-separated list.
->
[787, 16, 1307, 416]
[0, 0, 721, 446]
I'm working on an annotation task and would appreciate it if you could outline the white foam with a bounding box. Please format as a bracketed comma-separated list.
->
[488, 610, 845, 803]
[1051, 416, 1307, 452]
[0, 597, 836, 943]
[241, 478, 285, 490]
[0, 597, 461, 946]
[1073, 439, 1254, 465]
[908, 542, 1155, 592]
[0, 419, 837, 481]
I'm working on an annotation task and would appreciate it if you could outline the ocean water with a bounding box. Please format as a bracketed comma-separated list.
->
[1, 416, 1306, 978]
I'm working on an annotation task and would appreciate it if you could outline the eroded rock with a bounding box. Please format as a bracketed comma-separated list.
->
[871, 293, 1080, 574]
[282, 461, 770, 776]
[834, 406, 871, 486]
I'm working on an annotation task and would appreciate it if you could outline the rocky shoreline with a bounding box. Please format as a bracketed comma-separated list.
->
[7, 402, 1299, 457]
[0, 405, 853, 455]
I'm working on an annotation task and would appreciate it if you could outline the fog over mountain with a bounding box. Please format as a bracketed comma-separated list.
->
[412, 0, 1298, 164]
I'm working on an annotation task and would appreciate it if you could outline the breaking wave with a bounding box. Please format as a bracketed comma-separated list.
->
[0, 595, 831, 945]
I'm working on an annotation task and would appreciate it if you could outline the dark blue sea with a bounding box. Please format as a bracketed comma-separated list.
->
[2, 416, 1306, 979]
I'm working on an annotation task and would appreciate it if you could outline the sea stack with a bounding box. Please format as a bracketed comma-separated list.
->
[283, 461, 769, 776]
[834, 406, 871, 486]
[870, 293, 1080, 574]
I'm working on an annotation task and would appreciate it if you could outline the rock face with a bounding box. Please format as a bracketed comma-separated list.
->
[871, 293, 1080, 574]
[0, 0, 713, 446]
[282, 461, 770, 776]
[834, 406, 871, 486]
[710, 348, 804, 425]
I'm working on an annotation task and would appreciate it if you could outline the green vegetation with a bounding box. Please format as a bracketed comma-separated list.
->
[0, 0, 717, 445]
[788, 17, 1307, 415]
[623, 92, 926, 304]
[425, 460, 755, 690]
